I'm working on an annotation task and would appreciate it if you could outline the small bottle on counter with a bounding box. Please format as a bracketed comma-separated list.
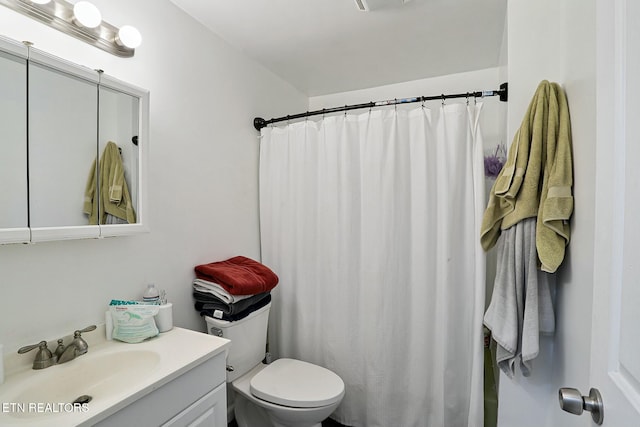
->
[143, 283, 160, 303]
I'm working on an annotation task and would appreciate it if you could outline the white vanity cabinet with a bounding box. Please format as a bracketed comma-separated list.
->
[0, 327, 229, 427]
[94, 351, 227, 427]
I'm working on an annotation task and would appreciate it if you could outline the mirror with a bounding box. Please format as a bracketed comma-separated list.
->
[28, 61, 98, 229]
[96, 74, 148, 238]
[97, 83, 140, 226]
[0, 49, 28, 232]
[0, 36, 148, 243]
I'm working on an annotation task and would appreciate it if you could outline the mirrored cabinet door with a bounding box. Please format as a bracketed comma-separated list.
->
[97, 84, 139, 226]
[0, 50, 28, 239]
[28, 61, 99, 234]
[97, 74, 148, 237]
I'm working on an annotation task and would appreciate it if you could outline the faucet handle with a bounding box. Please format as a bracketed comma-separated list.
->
[72, 325, 96, 355]
[76, 325, 97, 334]
[17, 341, 47, 354]
[17, 341, 56, 369]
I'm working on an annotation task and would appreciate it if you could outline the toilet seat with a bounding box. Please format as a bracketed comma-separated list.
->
[249, 358, 345, 408]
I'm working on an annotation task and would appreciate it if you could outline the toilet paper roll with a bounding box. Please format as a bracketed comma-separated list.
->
[155, 303, 173, 333]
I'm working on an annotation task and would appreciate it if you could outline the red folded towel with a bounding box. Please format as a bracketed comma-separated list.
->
[194, 256, 279, 296]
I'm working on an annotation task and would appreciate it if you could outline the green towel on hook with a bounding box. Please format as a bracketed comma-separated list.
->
[83, 141, 136, 224]
[480, 80, 573, 273]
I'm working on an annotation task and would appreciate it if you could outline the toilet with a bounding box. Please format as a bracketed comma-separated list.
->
[205, 302, 345, 427]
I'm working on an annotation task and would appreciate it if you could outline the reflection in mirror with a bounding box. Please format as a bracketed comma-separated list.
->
[94, 85, 139, 225]
[28, 62, 98, 228]
[0, 50, 27, 229]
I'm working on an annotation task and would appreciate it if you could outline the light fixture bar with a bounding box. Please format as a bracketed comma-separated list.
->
[0, 0, 136, 57]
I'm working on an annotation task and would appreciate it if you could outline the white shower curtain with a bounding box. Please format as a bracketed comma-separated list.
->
[259, 104, 486, 427]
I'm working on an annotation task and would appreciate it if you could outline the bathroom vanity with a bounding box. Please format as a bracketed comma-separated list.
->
[0, 327, 230, 426]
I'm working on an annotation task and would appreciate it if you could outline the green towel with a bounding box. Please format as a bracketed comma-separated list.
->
[83, 141, 136, 225]
[480, 81, 573, 273]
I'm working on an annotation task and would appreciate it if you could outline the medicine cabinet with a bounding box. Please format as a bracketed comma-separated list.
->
[0, 36, 149, 244]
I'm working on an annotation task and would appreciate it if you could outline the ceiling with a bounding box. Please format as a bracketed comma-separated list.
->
[169, 0, 507, 96]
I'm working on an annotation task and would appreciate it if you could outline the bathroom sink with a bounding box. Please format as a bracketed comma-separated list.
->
[7, 350, 160, 419]
[0, 327, 230, 427]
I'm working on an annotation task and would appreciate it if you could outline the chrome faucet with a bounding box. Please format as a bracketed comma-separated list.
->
[18, 325, 97, 369]
[57, 325, 97, 364]
[17, 341, 56, 370]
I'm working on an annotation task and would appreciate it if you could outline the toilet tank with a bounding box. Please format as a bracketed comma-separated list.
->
[205, 302, 270, 382]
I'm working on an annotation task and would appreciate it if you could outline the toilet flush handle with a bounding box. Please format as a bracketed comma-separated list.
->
[226, 365, 234, 372]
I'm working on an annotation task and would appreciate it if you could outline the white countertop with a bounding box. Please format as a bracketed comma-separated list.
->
[0, 327, 230, 426]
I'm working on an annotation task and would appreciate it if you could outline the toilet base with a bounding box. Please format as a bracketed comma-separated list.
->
[234, 393, 271, 427]
[234, 390, 329, 427]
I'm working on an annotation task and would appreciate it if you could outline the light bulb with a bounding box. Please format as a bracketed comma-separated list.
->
[116, 25, 142, 49]
[73, 1, 102, 29]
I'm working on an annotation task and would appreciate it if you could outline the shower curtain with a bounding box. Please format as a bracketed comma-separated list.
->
[259, 104, 486, 427]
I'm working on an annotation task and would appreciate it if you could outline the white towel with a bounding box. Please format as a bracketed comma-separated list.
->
[193, 279, 254, 304]
[483, 217, 555, 378]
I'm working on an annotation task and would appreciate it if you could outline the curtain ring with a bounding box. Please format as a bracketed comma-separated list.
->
[344, 105, 348, 117]
[322, 108, 326, 120]
[466, 93, 469, 106]
[441, 94, 445, 106]
[421, 97, 425, 108]
[394, 98, 397, 111]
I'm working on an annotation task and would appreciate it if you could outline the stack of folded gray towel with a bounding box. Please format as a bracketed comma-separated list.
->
[192, 255, 278, 321]
[193, 280, 271, 321]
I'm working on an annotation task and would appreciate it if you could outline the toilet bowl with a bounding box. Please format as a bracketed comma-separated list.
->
[205, 302, 345, 427]
[232, 358, 344, 427]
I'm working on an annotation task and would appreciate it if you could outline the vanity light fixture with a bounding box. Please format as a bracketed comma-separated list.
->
[115, 25, 142, 49]
[0, 0, 141, 57]
[72, 1, 102, 29]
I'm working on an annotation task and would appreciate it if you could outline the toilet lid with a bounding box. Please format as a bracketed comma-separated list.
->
[250, 358, 345, 408]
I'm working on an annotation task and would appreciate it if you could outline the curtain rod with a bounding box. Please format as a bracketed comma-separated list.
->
[254, 82, 508, 131]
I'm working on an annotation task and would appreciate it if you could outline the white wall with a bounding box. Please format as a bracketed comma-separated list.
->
[497, 1, 597, 426]
[0, 0, 307, 353]
[551, 2, 596, 426]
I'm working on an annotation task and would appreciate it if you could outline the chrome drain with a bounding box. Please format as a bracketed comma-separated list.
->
[72, 395, 92, 405]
